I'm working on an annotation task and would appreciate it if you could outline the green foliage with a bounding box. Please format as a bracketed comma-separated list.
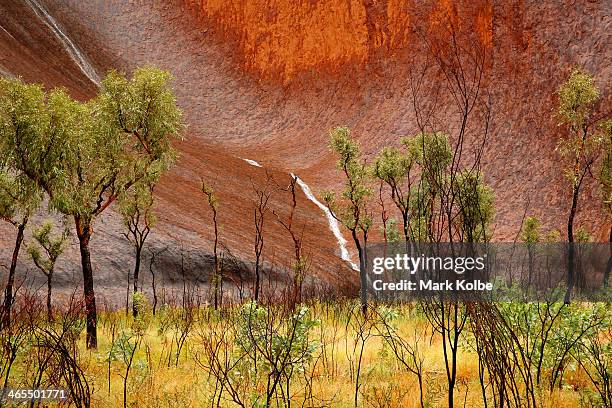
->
[0, 81, 43, 221]
[376, 304, 401, 323]
[368, 129, 498, 244]
[27, 220, 69, 275]
[109, 331, 140, 366]
[0, 171, 40, 223]
[406, 131, 452, 186]
[382, 218, 401, 243]
[201, 183, 218, 211]
[557, 68, 600, 130]
[557, 136, 603, 187]
[373, 131, 453, 242]
[118, 181, 156, 239]
[495, 300, 609, 393]
[598, 120, 612, 212]
[372, 142, 425, 241]
[95, 67, 182, 159]
[131, 292, 152, 334]
[546, 303, 608, 368]
[325, 126, 372, 232]
[0, 77, 90, 204]
[574, 227, 592, 242]
[544, 229, 562, 243]
[372, 146, 412, 191]
[555, 69, 607, 189]
[0, 67, 183, 223]
[236, 302, 319, 377]
[573, 310, 612, 407]
[520, 216, 541, 244]
[454, 171, 495, 242]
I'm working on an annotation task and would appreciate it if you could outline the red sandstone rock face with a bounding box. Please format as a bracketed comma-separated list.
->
[0, 0, 609, 301]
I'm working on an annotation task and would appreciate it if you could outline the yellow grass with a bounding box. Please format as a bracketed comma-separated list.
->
[3, 302, 601, 407]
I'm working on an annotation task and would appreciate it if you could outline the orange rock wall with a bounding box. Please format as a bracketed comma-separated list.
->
[187, 0, 414, 80]
[187, 0, 494, 81]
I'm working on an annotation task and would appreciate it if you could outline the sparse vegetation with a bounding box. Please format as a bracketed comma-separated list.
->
[0, 42, 609, 408]
[0, 298, 608, 407]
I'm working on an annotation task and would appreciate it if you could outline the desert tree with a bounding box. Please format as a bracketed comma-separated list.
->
[28, 220, 69, 321]
[323, 126, 372, 315]
[409, 7, 495, 404]
[375, 306, 426, 408]
[555, 68, 607, 303]
[600, 120, 612, 211]
[427, 172, 493, 408]
[407, 131, 454, 242]
[251, 172, 275, 302]
[571, 309, 611, 407]
[520, 216, 541, 287]
[407, 131, 495, 408]
[597, 119, 612, 288]
[412, 0, 493, 243]
[450, 169, 494, 405]
[375, 179, 401, 246]
[420, 168, 494, 408]
[147, 246, 167, 315]
[201, 180, 222, 309]
[372, 144, 414, 243]
[120, 181, 156, 317]
[520, 216, 541, 244]
[373, 133, 455, 244]
[274, 175, 308, 309]
[0, 68, 183, 348]
[453, 170, 494, 244]
[0, 170, 40, 329]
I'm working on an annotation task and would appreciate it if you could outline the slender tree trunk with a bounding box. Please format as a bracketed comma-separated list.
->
[254, 207, 263, 303]
[132, 246, 141, 317]
[254, 263, 260, 302]
[352, 229, 368, 316]
[76, 216, 97, 349]
[448, 301, 459, 408]
[564, 185, 579, 304]
[149, 251, 158, 315]
[527, 245, 534, 287]
[605, 226, 611, 288]
[212, 216, 219, 310]
[46, 272, 53, 322]
[402, 211, 409, 243]
[125, 270, 130, 316]
[1, 219, 27, 329]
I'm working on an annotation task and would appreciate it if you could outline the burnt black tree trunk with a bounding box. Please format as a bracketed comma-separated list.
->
[564, 167, 588, 304]
[46, 271, 53, 322]
[123, 198, 152, 318]
[254, 207, 263, 302]
[1, 216, 27, 329]
[351, 229, 368, 316]
[132, 246, 142, 316]
[76, 215, 97, 349]
[252, 176, 272, 303]
[605, 226, 611, 288]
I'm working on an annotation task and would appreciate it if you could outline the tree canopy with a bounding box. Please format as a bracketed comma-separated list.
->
[0, 67, 183, 347]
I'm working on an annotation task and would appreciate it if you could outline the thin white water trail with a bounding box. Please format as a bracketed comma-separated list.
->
[240, 157, 358, 270]
[240, 157, 262, 168]
[291, 173, 359, 271]
[24, 0, 100, 86]
[0, 23, 16, 42]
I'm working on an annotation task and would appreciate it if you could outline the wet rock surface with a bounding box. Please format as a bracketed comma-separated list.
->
[0, 0, 609, 301]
